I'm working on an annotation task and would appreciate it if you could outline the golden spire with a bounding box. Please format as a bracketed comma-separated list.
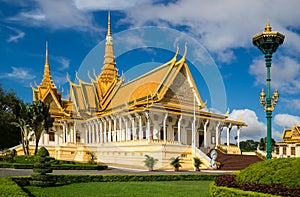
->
[265, 20, 272, 32]
[99, 11, 118, 83]
[45, 41, 49, 65]
[107, 10, 111, 37]
[97, 11, 119, 98]
[41, 41, 56, 88]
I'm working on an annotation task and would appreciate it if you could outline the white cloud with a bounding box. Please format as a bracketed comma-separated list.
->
[6, 0, 101, 32]
[228, 109, 266, 141]
[274, 114, 300, 128]
[225, 109, 282, 142]
[1, 26, 25, 42]
[53, 56, 70, 71]
[120, 0, 300, 63]
[281, 98, 300, 110]
[73, 0, 151, 11]
[0, 67, 35, 81]
[249, 55, 300, 94]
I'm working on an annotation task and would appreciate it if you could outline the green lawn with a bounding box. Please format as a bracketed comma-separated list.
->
[24, 181, 211, 197]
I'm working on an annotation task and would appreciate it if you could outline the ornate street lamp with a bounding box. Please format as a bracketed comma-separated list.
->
[253, 22, 284, 160]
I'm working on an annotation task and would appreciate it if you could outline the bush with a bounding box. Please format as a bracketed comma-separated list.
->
[210, 182, 277, 197]
[0, 177, 28, 197]
[212, 158, 300, 196]
[13, 155, 36, 164]
[12, 174, 218, 187]
[1, 149, 17, 163]
[143, 155, 158, 170]
[13, 164, 33, 169]
[236, 157, 300, 188]
[36, 147, 49, 157]
[51, 164, 108, 170]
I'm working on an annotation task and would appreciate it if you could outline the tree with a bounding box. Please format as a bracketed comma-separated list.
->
[29, 100, 54, 155]
[240, 140, 259, 152]
[0, 84, 24, 150]
[11, 103, 32, 155]
[258, 137, 276, 151]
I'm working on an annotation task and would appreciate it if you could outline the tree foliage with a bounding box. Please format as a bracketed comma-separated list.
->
[0, 84, 24, 150]
[258, 137, 276, 151]
[239, 140, 259, 152]
[29, 100, 54, 155]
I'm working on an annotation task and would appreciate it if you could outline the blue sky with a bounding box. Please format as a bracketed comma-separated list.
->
[1, 0, 300, 142]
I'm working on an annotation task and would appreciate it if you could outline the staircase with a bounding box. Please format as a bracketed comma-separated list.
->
[209, 149, 264, 170]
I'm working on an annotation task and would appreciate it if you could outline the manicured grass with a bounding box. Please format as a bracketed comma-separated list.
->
[24, 181, 211, 197]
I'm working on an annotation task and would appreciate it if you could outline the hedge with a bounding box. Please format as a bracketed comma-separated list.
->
[0, 162, 107, 170]
[12, 174, 218, 187]
[236, 157, 300, 188]
[0, 178, 28, 197]
[209, 182, 279, 197]
[51, 164, 108, 170]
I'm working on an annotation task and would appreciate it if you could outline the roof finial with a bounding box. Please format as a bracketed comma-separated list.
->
[45, 41, 49, 65]
[107, 10, 111, 37]
[265, 19, 272, 32]
[183, 42, 188, 59]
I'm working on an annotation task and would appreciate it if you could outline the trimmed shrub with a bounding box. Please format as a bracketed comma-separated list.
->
[36, 147, 49, 157]
[12, 174, 219, 187]
[13, 155, 36, 164]
[51, 164, 108, 170]
[236, 157, 300, 188]
[1, 149, 17, 163]
[0, 177, 28, 197]
[13, 164, 33, 169]
[210, 182, 278, 197]
[31, 147, 54, 187]
[50, 174, 218, 185]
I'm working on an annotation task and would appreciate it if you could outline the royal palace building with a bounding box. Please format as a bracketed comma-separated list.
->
[28, 13, 247, 170]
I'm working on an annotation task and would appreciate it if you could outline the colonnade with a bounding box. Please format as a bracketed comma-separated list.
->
[40, 111, 243, 149]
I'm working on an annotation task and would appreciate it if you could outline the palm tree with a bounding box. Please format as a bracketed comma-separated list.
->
[143, 155, 158, 171]
[193, 157, 202, 171]
[29, 100, 54, 155]
[11, 104, 32, 155]
[170, 156, 182, 171]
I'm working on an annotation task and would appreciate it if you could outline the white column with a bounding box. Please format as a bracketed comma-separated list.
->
[131, 115, 136, 140]
[107, 117, 112, 142]
[91, 121, 95, 144]
[145, 112, 150, 141]
[135, 113, 143, 140]
[103, 119, 107, 143]
[63, 122, 66, 143]
[178, 115, 182, 143]
[99, 120, 103, 144]
[40, 131, 45, 145]
[73, 122, 77, 143]
[88, 122, 92, 144]
[55, 126, 59, 145]
[94, 120, 99, 143]
[237, 126, 241, 149]
[124, 117, 129, 141]
[215, 122, 221, 147]
[45, 131, 49, 145]
[204, 120, 209, 148]
[128, 115, 134, 141]
[119, 117, 124, 141]
[227, 123, 232, 147]
[112, 116, 117, 142]
[163, 113, 168, 141]
[85, 123, 88, 144]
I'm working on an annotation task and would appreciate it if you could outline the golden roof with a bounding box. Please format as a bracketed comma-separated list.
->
[282, 125, 300, 142]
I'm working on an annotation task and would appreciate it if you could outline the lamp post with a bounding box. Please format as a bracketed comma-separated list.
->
[252, 22, 284, 160]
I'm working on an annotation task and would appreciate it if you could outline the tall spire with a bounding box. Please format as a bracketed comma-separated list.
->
[97, 11, 119, 98]
[107, 10, 111, 37]
[45, 41, 49, 65]
[41, 41, 56, 88]
[98, 11, 118, 83]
